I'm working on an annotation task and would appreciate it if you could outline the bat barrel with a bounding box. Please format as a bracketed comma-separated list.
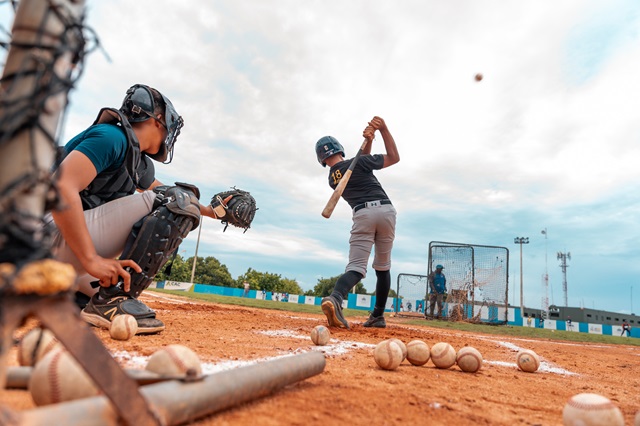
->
[17, 351, 326, 426]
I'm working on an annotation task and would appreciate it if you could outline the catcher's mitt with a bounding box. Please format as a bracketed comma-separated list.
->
[210, 187, 257, 232]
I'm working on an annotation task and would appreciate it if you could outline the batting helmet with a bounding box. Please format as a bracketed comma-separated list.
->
[315, 136, 344, 167]
[120, 84, 184, 164]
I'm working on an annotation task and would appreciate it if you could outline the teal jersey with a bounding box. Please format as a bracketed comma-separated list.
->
[64, 124, 128, 174]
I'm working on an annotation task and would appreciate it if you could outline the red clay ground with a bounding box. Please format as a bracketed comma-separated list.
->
[2, 291, 640, 425]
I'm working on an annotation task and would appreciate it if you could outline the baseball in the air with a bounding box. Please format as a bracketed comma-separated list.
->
[373, 339, 404, 371]
[28, 348, 100, 406]
[430, 342, 456, 369]
[516, 349, 540, 373]
[456, 346, 483, 373]
[310, 325, 331, 345]
[406, 340, 430, 366]
[475, 73, 483, 81]
[109, 314, 138, 341]
[17, 327, 61, 367]
[562, 393, 624, 426]
[389, 338, 407, 362]
[146, 344, 202, 377]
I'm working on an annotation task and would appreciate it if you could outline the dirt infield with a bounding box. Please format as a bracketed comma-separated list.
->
[3, 292, 640, 425]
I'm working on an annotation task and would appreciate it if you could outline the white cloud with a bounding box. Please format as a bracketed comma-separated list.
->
[4, 0, 640, 312]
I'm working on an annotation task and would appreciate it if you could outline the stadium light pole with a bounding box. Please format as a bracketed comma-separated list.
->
[514, 237, 529, 316]
[557, 251, 571, 307]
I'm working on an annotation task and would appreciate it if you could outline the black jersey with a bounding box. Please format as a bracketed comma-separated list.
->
[328, 154, 389, 208]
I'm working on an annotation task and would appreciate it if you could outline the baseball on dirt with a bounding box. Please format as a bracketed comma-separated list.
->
[389, 338, 407, 361]
[516, 349, 540, 373]
[109, 314, 138, 341]
[406, 340, 430, 366]
[28, 348, 100, 406]
[310, 325, 331, 345]
[373, 339, 404, 371]
[17, 327, 61, 367]
[456, 346, 483, 373]
[430, 342, 456, 369]
[146, 344, 202, 377]
[562, 393, 624, 426]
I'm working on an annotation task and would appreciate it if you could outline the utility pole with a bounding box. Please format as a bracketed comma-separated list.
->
[514, 237, 529, 316]
[190, 216, 203, 284]
[557, 251, 571, 307]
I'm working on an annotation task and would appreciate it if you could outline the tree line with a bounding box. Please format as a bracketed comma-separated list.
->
[155, 254, 397, 298]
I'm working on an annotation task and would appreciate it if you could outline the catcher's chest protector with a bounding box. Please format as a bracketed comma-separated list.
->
[120, 183, 200, 298]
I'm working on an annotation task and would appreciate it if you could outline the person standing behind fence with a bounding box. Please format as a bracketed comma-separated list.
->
[622, 321, 631, 337]
[242, 281, 250, 297]
[427, 265, 446, 319]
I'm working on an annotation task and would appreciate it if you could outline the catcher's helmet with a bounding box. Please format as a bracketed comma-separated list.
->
[120, 84, 184, 164]
[315, 136, 344, 167]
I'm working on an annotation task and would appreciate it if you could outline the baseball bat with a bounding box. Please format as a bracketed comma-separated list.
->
[321, 138, 369, 218]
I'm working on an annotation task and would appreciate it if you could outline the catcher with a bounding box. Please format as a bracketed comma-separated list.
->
[48, 84, 256, 334]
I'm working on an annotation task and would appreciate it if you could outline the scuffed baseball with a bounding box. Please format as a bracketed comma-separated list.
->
[310, 325, 331, 345]
[562, 393, 624, 426]
[406, 340, 430, 366]
[17, 327, 61, 366]
[109, 314, 138, 341]
[29, 348, 100, 406]
[516, 349, 540, 373]
[430, 342, 456, 369]
[456, 346, 483, 373]
[146, 344, 202, 377]
[373, 339, 403, 371]
[389, 338, 407, 361]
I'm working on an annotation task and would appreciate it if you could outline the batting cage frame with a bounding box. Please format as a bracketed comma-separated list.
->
[395, 241, 509, 324]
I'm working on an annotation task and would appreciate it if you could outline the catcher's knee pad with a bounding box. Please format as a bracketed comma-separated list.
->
[120, 183, 200, 298]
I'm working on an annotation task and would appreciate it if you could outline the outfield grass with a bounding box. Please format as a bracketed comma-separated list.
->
[153, 289, 639, 347]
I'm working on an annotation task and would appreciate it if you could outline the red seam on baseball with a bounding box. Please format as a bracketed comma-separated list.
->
[48, 351, 63, 404]
[432, 344, 452, 360]
[43, 338, 58, 355]
[166, 346, 189, 373]
[383, 341, 394, 369]
[567, 398, 616, 411]
[124, 318, 133, 338]
[458, 352, 481, 372]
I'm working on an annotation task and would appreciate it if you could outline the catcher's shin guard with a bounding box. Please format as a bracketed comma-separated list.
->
[120, 183, 201, 298]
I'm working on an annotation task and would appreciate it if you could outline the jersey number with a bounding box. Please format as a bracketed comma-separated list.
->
[331, 170, 343, 186]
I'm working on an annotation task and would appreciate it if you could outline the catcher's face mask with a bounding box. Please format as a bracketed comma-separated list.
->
[157, 94, 184, 164]
[121, 84, 184, 164]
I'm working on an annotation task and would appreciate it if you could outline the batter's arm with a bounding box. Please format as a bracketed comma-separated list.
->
[367, 116, 399, 168]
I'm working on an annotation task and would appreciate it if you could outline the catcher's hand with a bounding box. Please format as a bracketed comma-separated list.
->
[210, 187, 257, 232]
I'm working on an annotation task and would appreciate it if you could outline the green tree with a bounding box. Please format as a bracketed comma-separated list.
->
[156, 254, 234, 286]
[155, 254, 190, 282]
[236, 268, 302, 294]
[310, 275, 367, 297]
[195, 256, 234, 287]
[312, 276, 340, 297]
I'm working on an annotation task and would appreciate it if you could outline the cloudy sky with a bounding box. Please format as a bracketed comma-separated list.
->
[4, 0, 640, 314]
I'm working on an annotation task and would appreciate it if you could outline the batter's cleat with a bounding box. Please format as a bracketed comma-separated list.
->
[321, 296, 350, 329]
[363, 314, 386, 328]
[81, 294, 165, 334]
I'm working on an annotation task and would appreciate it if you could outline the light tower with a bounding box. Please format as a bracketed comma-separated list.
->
[541, 229, 549, 320]
[557, 251, 571, 307]
[514, 237, 529, 315]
